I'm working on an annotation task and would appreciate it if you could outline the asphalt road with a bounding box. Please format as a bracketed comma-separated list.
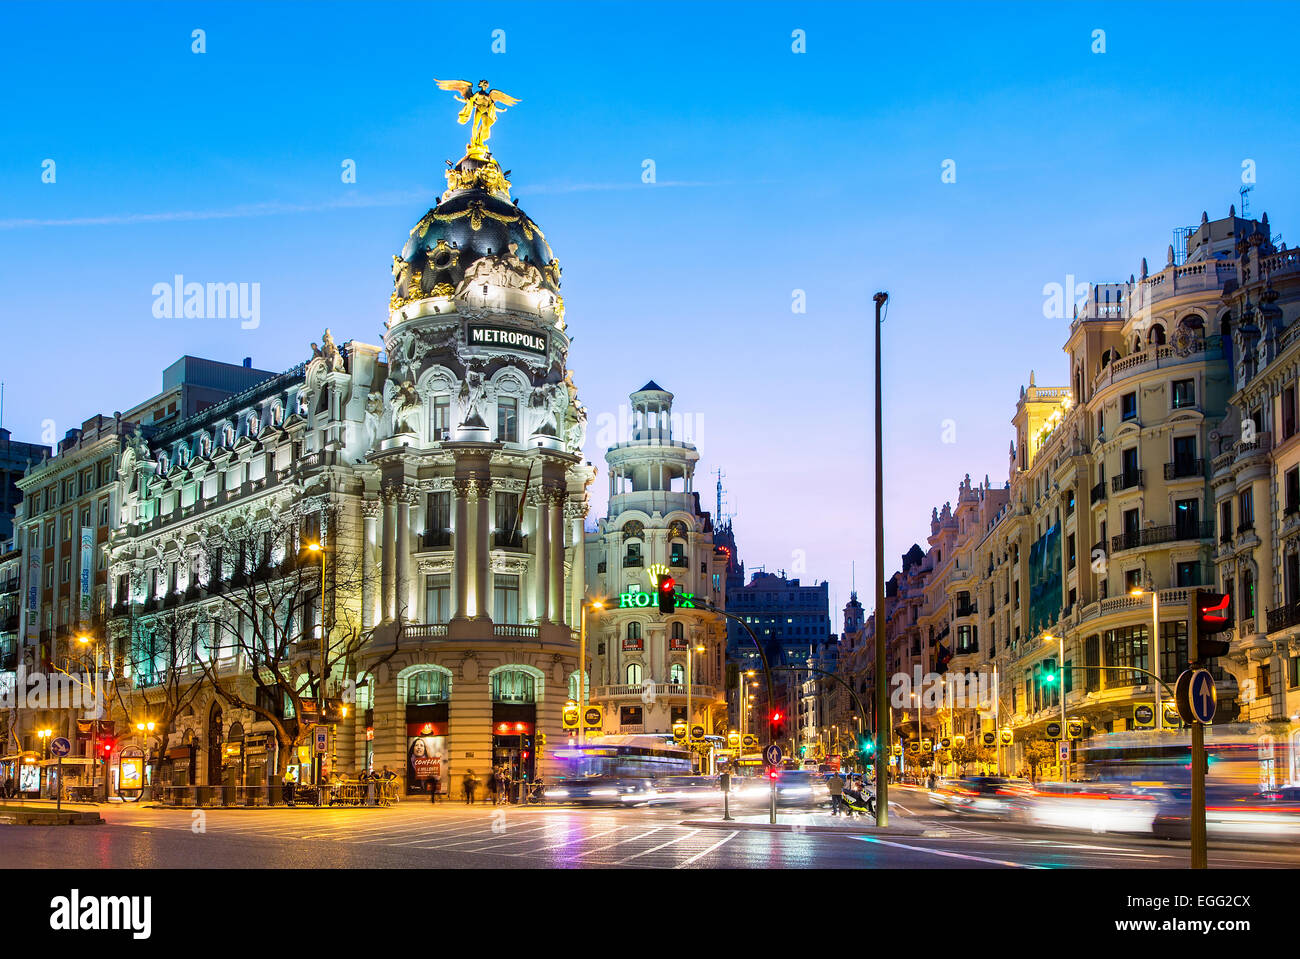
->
[1, 786, 1295, 869]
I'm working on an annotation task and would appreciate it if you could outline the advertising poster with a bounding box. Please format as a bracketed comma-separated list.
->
[406, 722, 447, 795]
[19, 764, 39, 793]
[79, 527, 93, 616]
[120, 757, 143, 790]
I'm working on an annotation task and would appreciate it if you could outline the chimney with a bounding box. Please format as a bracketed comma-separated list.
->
[243, 357, 252, 369]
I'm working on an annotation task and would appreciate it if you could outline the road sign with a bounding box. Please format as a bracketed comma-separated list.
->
[764, 744, 783, 767]
[921, 738, 932, 752]
[314, 726, 329, 755]
[1066, 719, 1084, 740]
[1059, 742, 1069, 760]
[50, 737, 71, 758]
[1133, 704, 1155, 729]
[1162, 702, 1183, 729]
[1045, 721, 1062, 741]
[982, 731, 996, 747]
[1176, 668, 1217, 725]
[562, 704, 580, 729]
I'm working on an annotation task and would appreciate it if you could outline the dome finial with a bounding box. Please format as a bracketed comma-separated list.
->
[433, 78, 521, 160]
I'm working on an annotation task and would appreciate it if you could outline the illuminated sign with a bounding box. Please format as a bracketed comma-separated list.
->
[467, 324, 547, 355]
[619, 587, 695, 609]
[120, 757, 143, 790]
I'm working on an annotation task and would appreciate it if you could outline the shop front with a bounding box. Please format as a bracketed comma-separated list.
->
[406, 719, 448, 797]
[492, 709, 536, 792]
[244, 733, 274, 789]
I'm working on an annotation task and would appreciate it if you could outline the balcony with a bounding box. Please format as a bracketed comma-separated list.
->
[493, 624, 538, 640]
[1111, 470, 1144, 493]
[954, 603, 977, 618]
[491, 530, 525, 551]
[1, 613, 18, 631]
[406, 624, 449, 640]
[421, 529, 453, 550]
[1266, 604, 1300, 634]
[623, 556, 644, 568]
[1110, 521, 1212, 553]
[1163, 458, 1205, 480]
[669, 555, 688, 569]
[1237, 521, 1255, 535]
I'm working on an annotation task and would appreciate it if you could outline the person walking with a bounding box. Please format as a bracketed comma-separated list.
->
[462, 769, 479, 804]
[487, 767, 499, 805]
[429, 775, 441, 804]
[827, 771, 845, 817]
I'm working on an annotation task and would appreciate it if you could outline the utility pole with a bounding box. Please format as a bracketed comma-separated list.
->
[872, 290, 889, 827]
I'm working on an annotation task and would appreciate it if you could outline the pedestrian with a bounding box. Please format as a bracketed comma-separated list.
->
[463, 769, 479, 804]
[429, 775, 441, 804]
[1, 776, 12, 799]
[365, 768, 376, 806]
[487, 767, 499, 805]
[827, 771, 845, 816]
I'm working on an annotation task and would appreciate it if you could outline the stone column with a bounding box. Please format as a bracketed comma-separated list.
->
[1254, 474, 1274, 623]
[534, 488, 551, 624]
[569, 501, 587, 627]
[474, 479, 491, 621]
[396, 486, 411, 623]
[452, 479, 471, 621]
[549, 490, 565, 626]
[361, 500, 379, 630]
[381, 488, 396, 623]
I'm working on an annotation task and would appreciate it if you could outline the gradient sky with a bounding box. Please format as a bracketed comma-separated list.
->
[2, 1, 1299, 630]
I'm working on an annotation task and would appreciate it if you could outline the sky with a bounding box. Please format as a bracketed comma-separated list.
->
[2, 0, 1299, 632]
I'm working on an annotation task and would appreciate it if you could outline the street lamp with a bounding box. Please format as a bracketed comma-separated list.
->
[686, 643, 706, 771]
[1042, 632, 1068, 782]
[577, 599, 604, 748]
[307, 539, 329, 785]
[77, 633, 105, 802]
[1129, 581, 1163, 730]
[37, 728, 52, 799]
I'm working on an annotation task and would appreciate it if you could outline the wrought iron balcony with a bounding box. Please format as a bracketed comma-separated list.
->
[421, 529, 453, 549]
[623, 556, 644, 568]
[1267, 603, 1300, 633]
[1090, 481, 1107, 503]
[1164, 458, 1205, 480]
[1111, 470, 1144, 493]
[1110, 520, 1213, 553]
[954, 603, 978, 618]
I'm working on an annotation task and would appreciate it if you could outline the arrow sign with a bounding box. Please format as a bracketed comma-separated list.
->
[1189, 669, 1216, 724]
[50, 737, 72, 758]
[764, 744, 783, 767]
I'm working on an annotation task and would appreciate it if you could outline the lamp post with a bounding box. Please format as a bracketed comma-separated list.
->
[911, 692, 921, 783]
[37, 728, 51, 800]
[577, 599, 603, 748]
[1130, 579, 1162, 729]
[307, 540, 328, 786]
[1042, 632, 1068, 782]
[872, 289, 890, 826]
[76, 634, 103, 802]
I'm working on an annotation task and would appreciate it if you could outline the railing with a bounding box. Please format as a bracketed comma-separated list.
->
[153, 780, 398, 807]
[491, 531, 525, 550]
[1266, 604, 1300, 633]
[1111, 470, 1144, 493]
[493, 624, 539, 640]
[954, 603, 977, 618]
[623, 556, 644, 568]
[0, 578, 19, 593]
[669, 556, 688, 568]
[1164, 458, 1205, 480]
[593, 683, 716, 700]
[1110, 521, 1212, 553]
[596, 561, 607, 574]
[407, 624, 449, 640]
[420, 529, 453, 549]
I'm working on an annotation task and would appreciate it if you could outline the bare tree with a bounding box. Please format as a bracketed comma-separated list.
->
[194, 505, 401, 786]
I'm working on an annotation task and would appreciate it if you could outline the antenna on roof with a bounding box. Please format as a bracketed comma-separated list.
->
[1240, 183, 1253, 218]
[715, 467, 727, 524]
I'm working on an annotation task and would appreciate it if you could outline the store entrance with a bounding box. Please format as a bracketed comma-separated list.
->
[491, 703, 536, 799]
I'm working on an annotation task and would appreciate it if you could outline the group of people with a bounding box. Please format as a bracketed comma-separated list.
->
[456, 766, 541, 804]
[825, 771, 875, 817]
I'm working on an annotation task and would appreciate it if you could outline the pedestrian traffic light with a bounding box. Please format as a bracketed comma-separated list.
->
[1192, 588, 1232, 660]
[798, 745, 807, 757]
[657, 574, 676, 614]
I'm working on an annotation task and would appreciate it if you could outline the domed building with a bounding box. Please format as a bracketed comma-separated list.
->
[103, 89, 598, 801]
[584, 383, 730, 760]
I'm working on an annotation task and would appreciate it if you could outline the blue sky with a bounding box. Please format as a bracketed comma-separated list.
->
[2, 1, 1298, 629]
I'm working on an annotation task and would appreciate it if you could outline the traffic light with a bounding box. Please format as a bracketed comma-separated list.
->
[537, 733, 547, 747]
[657, 574, 676, 614]
[798, 745, 807, 757]
[1192, 589, 1232, 660]
[768, 710, 784, 745]
[860, 737, 874, 755]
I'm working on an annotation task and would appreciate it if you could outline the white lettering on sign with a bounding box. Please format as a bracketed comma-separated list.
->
[468, 325, 547, 354]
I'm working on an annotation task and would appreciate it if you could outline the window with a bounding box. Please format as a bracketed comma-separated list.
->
[1174, 498, 1199, 538]
[1121, 392, 1137, 421]
[626, 663, 643, 686]
[491, 669, 535, 703]
[623, 621, 643, 651]
[1285, 385, 1297, 440]
[1221, 500, 1233, 542]
[1065, 490, 1075, 516]
[1171, 379, 1195, 409]
[619, 705, 643, 726]
[1176, 561, 1199, 588]
[669, 663, 685, 684]
[1158, 621, 1190, 683]
[1241, 568, 1255, 620]
[1104, 625, 1149, 688]
[60, 558, 71, 583]
[1085, 635, 1101, 693]
[669, 620, 686, 649]
[1287, 468, 1300, 515]
[1239, 489, 1254, 529]
[426, 492, 451, 534]
[407, 669, 449, 704]
[670, 541, 687, 566]
[1124, 568, 1141, 593]
[492, 574, 519, 624]
[432, 395, 451, 441]
[1172, 435, 1197, 476]
[497, 397, 518, 443]
[424, 574, 451, 623]
[1067, 534, 1076, 570]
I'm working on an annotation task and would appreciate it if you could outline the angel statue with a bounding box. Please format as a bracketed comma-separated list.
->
[434, 79, 521, 153]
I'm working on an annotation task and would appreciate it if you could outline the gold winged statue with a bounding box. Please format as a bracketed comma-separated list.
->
[434, 79, 521, 155]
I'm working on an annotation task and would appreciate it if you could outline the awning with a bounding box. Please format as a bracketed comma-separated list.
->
[38, 757, 94, 766]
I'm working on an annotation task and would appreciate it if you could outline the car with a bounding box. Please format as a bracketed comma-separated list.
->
[938, 776, 1034, 818]
[1152, 784, 1300, 841]
[543, 777, 659, 805]
[1018, 781, 1161, 834]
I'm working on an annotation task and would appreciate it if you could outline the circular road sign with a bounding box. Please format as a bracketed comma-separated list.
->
[1177, 668, 1217, 725]
[1134, 704, 1155, 728]
[50, 737, 72, 758]
[742, 734, 757, 748]
[1045, 721, 1062, 740]
[690, 724, 706, 742]
[982, 732, 997, 747]
[764, 744, 783, 767]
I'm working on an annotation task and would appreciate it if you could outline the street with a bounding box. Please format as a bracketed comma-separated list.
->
[3, 786, 1297, 870]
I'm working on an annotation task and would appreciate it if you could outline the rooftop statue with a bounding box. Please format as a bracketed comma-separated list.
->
[434, 79, 521, 155]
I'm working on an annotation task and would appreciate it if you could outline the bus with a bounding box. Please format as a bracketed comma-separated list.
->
[1076, 724, 1293, 790]
[545, 735, 694, 804]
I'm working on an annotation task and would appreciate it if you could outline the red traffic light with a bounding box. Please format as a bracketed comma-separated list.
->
[768, 769, 778, 780]
[660, 577, 675, 593]
[771, 711, 782, 723]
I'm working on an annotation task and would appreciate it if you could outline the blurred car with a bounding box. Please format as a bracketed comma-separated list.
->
[926, 778, 970, 811]
[1018, 781, 1161, 833]
[934, 776, 1034, 818]
[644, 776, 721, 807]
[543, 777, 658, 805]
[1152, 784, 1300, 841]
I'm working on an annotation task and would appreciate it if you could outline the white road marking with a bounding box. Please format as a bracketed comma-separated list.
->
[676, 831, 739, 867]
[850, 835, 1046, 868]
[612, 829, 702, 863]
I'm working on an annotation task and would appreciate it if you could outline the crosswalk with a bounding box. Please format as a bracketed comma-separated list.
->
[111, 806, 753, 868]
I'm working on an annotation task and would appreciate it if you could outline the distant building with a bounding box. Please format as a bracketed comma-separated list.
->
[0, 428, 50, 544]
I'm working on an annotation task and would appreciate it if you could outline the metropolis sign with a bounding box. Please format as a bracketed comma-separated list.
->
[467, 324, 547, 355]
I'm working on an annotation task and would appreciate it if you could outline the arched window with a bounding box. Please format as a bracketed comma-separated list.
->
[491, 669, 536, 704]
[627, 622, 642, 640]
[625, 540, 643, 566]
[406, 669, 450, 705]
[669, 663, 685, 684]
[1148, 324, 1166, 346]
[626, 663, 643, 686]
[567, 670, 589, 701]
[671, 621, 684, 640]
